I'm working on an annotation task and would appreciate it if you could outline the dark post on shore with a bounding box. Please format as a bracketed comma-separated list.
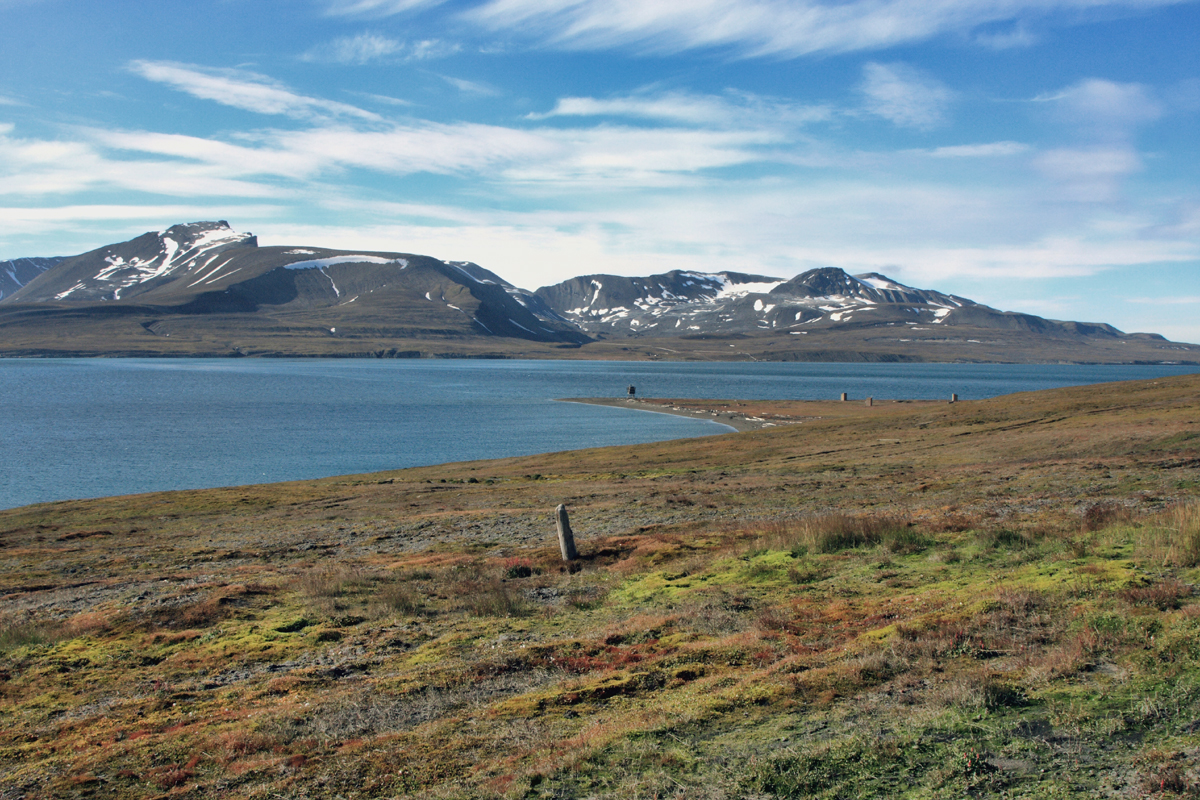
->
[627, 385, 636, 397]
[556, 504, 578, 561]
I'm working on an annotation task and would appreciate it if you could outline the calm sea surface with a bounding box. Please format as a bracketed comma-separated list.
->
[2, 359, 1196, 510]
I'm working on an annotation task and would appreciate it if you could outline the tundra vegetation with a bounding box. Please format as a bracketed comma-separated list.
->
[1, 375, 1198, 798]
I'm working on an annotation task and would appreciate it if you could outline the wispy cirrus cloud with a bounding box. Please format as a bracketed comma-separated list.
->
[928, 141, 1029, 158]
[323, 0, 1194, 58]
[323, 0, 445, 16]
[972, 23, 1039, 49]
[1036, 78, 1162, 138]
[0, 126, 285, 199]
[859, 62, 953, 129]
[528, 90, 832, 128]
[1033, 146, 1143, 202]
[301, 32, 460, 63]
[89, 119, 782, 189]
[128, 61, 381, 121]
[440, 75, 500, 96]
[302, 33, 404, 63]
[0, 131, 283, 199]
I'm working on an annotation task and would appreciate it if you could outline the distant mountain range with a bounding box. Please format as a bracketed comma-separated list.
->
[1, 221, 1195, 363]
[0, 256, 64, 301]
[534, 267, 1128, 340]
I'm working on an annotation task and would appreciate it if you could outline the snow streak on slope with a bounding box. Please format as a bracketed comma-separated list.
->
[283, 255, 408, 270]
[52, 222, 256, 301]
[0, 257, 62, 300]
[537, 267, 989, 337]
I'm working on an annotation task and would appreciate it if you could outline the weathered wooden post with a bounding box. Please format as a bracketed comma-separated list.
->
[840, 392, 848, 402]
[866, 397, 873, 407]
[555, 504, 578, 561]
[627, 385, 636, 397]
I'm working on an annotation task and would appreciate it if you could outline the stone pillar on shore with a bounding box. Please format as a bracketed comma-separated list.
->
[556, 504, 578, 561]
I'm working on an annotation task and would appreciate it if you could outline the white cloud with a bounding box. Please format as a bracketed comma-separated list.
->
[266, 169, 1197, 295]
[411, 39, 462, 59]
[302, 33, 405, 63]
[1033, 146, 1143, 201]
[929, 141, 1029, 158]
[859, 62, 953, 129]
[1038, 78, 1162, 138]
[973, 24, 1038, 49]
[128, 61, 381, 121]
[414, 0, 1193, 59]
[90, 130, 325, 180]
[441, 75, 500, 95]
[351, 92, 415, 108]
[0, 95, 21, 107]
[302, 33, 459, 63]
[528, 90, 832, 128]
[0, 204, 280, 226]
[5, 62, 1195, 340]
[323, 0, 445, 16]
[0, 204, 283, 254]
[0, 126, 286, 198]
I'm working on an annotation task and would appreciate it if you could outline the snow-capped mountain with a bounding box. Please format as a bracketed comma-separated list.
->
[1, 220, 1190, 360]
[533, 270, 784, 334]
[4, 221, 586, 344]
[0, 256, 64, 301]
[11, 222, 257, 303]
[534, 266, 1122, 339]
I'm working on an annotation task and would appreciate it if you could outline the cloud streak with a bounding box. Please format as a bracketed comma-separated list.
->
[859, 62, 953, 129]
[128, 61, 380, 121]
[322, 0, 1195, 58]
[528, 90, 832, 128]
[301, 33, 460, 63]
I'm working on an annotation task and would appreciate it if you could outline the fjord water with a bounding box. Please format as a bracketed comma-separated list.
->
[3, 359, 1197, 510]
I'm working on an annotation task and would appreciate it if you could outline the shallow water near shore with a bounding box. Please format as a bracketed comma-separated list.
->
[3, 358, 1196, 509]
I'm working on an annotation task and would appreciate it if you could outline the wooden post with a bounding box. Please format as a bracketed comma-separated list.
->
[866, 397, 873, 407]
[555, 504, 577, 561]
[950, 393, 958, 403]
[840, 392, 848, 402]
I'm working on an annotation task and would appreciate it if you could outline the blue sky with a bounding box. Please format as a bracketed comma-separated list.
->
[1, 0, 1198, 342]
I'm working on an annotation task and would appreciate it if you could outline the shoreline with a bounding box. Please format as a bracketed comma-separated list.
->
[559, 397, 791, 432]
[560, 395, 958, 432]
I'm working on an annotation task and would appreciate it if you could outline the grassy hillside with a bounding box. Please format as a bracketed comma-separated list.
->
[2, 375, 1199, 798]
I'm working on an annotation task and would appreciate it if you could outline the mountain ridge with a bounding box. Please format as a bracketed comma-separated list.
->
[0, 221, 1193, 363]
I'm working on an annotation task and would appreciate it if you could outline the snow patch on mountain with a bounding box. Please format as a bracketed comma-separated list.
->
[284, 255, 407, 270]
[44, 221, 258, 301]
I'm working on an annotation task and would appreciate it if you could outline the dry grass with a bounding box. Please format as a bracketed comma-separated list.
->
[0, 374, 1197, 799]
[1137, 500, 1200, 567]
[746, 513, 922, 556]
